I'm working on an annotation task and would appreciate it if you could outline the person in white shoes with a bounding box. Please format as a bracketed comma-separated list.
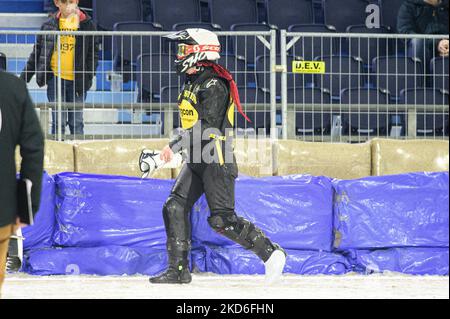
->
[148, 29, 286, 284]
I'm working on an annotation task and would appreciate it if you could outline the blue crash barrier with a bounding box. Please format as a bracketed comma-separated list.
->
[23, 246, 168, 276]
[347, 248, 449, 276]
[52, 173, 174, 248]
[333, 172, 449, 250]
[22, 172, 56, 250]
[191, 246, 351, 275]
[191, 175, 334, 252]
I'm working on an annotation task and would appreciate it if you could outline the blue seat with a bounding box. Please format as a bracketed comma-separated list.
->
[209, 0, 259, 31]
[340, 87, 391, 135]
[345, 25, 393, 67]
[93, 0, 143, 59]
[0, 52, 6, 71]
[93, 0, 143, 30]
[372, 56, 423, 100]
[236, 87, 271, 133]
[288, 24, 338, 61]
[400, 88, 449, 136]
[230, 23, 273, 64]
[323, 0, 376, 32]
[380, 0, 405, 31]
[315, 55, 365, 98]
[399, 88, 449, 105]
[151, 0, 201, 30]
[219, 54, 253, 87]
[256, 54, 305, 96]
[0, 0, 44, 13]
[136, 53, 182, 102]
[266, 0, 314, 30]
[172, 22, 221, 31]
[113, 22, 163, 82]
[286, 87, 333, 134]
[287, 87, 332, 104]
[430, 57, 449, 91]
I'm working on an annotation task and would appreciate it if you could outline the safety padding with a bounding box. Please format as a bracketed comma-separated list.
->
[22, 172, 57, 251]
[275, 140, 371, 179]
[191, 175, 334, 251]
[234, 138, 274, 177]
[23, 247, 168, 276]
[371, 138, 449, 176]
[333, 172, 449, 250]
[73, 139, 173, 179]
[347, 248, 449, 275]
[191, 246, 351, 275]
[16, 140, 75, 174]
[53, 173, 173, 248]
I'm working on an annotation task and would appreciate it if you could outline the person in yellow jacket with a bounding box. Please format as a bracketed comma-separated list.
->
[21, 0, 99, 137]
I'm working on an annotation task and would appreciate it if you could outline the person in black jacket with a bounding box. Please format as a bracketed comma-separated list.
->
[0, 71, 44, 296]
[398, 0, 449, 71]
[148, 29, 287, 285]
[21, 0, 100, 137]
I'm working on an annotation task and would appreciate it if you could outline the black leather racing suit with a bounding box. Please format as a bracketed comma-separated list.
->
[161, 66, 278, 273]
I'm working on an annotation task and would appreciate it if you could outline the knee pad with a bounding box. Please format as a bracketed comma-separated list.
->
[208, 213, 275, 260]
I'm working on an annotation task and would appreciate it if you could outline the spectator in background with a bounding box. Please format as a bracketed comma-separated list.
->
[21, 0, 100, 137]
[0, 71, 44, 297]
[398, 0, 449, 71]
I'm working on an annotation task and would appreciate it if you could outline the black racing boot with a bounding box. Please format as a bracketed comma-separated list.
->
[149, 253, 191, 284]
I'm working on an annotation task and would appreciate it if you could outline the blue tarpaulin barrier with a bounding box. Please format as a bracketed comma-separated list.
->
[22, 172, 56, 250]
[53, 173, 173, 248]
[347, 248, 449, 275]
[23, 246, 168, 276]
[333, 172, 449, 250]
[191, 175, 334, 252]
[192, 246, 351, 275]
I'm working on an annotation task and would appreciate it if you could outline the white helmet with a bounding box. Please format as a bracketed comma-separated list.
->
[165, 28, 221, 74]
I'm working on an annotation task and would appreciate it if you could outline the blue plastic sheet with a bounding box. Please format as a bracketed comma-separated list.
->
[23, 246, 169, 276]
[53, 173, 173, 248]
[22, 172, 57, 250]
[191, 175, 334, 251]
[333, 172, 449, 250]
[347, 248, 449, 275]
[191, 246, 351, 275]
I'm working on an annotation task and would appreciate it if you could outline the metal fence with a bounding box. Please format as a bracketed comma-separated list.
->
[0, 29, 448, 143]
[281, 31, 449, 142]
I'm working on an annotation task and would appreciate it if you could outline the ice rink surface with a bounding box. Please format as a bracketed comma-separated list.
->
[2, 273, 449, 299]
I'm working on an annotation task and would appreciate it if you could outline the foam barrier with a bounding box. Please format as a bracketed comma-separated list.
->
[52, 173, 174, 248]
[347, 248, 449, 275]
[22, 172, 56, 250]
[192, 246, 352, 275]
[333, 172, 449, 250]
[23, 246, 168, 276]
[191, 175, 334, 252]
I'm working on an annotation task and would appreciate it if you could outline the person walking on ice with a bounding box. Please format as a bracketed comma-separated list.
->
[148, 28, 286, 285]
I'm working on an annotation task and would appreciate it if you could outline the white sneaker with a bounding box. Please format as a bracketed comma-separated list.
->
[264, 249, 286, 285]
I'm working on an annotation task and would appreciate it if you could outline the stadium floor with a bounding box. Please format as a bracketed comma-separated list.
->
[2, 273, 448, 299]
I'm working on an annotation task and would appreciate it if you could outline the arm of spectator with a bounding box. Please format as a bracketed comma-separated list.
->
[397, 2, 418, 34]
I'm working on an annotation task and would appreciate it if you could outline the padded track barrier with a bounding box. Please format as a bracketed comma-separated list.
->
[22, 172, 56, 250]
[53, 173, 173, 248]
[333, 172, 449, 250]
[191, 175, 334, 252]
[192, 246, 351, 275]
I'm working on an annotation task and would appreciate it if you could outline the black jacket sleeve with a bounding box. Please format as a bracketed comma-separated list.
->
[18, 80, 45, 216]
[20, 25, 45, 82]
[397, 1, 418, 34]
